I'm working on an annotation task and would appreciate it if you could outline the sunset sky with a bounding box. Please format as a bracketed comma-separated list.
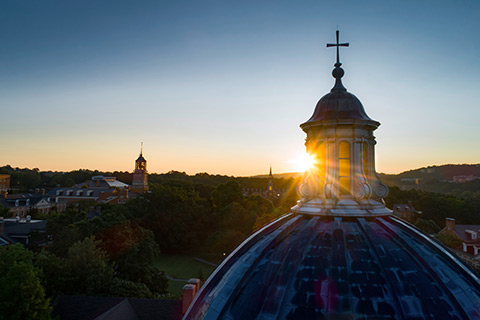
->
[1, 0, 479, 176]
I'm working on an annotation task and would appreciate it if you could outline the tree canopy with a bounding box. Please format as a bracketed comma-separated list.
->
[0, 244, 51, 320]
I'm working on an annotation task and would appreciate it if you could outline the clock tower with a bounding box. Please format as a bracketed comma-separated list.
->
[132, 142, 149, 193]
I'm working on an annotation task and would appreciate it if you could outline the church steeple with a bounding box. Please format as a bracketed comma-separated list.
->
[135, 142, 146, 171]
[293, 30, 390, 216]
[132, 142, 149, 193]
[267, 166, 274, 195]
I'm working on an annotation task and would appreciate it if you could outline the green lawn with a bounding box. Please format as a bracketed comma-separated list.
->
[154, 254, 219, 296]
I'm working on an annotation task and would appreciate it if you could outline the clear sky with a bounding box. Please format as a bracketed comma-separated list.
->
[1, 0, 479, 176]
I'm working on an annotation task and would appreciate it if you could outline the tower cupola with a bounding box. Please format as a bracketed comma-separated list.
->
[132, 142, 149, 193]
[293, 30, 389, 216]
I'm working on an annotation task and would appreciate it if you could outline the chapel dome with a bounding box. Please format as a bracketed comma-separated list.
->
[183, 31, 480, 319]
[185, 214, 480, 319]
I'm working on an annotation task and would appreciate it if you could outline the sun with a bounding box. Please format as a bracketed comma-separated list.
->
[291, 152, 316, 172]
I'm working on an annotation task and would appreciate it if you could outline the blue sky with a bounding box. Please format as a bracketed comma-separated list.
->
[1, 0, 479, 175]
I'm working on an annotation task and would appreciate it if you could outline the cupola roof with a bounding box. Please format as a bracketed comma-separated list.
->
[301, 30, 378, 129]
[136, 142, 146, 162]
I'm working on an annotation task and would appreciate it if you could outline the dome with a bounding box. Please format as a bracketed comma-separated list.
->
[300, 67, 379, 129]
[305, 90, 376, 123]
[185, 214, 480, 319]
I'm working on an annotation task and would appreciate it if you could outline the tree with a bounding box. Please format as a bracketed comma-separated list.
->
[62, 236, 114, 295]
[34, 251, 65, 298]
[0, 204, 10, 217]
[211, 181, 244, 209]
[97, 221, 168, 296]
[414, 218, 440, 234]
[435, 232, 463, 250]
[0, 244, 51, 320]
[109, 278, 154, 298]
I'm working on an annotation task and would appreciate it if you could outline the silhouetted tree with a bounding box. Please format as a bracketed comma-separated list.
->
[0, 244, 51, 320]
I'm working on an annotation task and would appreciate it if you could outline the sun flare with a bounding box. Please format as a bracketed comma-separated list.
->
[291, 153, 316, 172]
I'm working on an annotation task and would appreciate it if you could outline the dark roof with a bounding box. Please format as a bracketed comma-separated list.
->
[186, 214, 480, 319]
[52, 295, 182, 320]
[75, 177, 129, 189]
[0, 193, 45, 208]
[301, 66, 379, 129]
[136, 155, 146, 163]
[47, 187, 109, 198]
[0, 235, 13, 246]
[305, 90, 374, 122]
[3, 220, 46, 237]
[452, 224, 480, 244]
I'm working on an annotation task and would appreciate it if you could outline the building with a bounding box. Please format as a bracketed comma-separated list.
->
[0, 174, 10, 193]
[453, 175, 480, 183]
[52, 295, 182, 320]
[0, 216, 47, 246]
[392, 201, 422, 222]
[0, 192, 61, 217]
[75, 175, 130, 189]
[46, 175, 130, 208]
[399, 177, 423, 190]
[184, 31, 480, 319]
[47, 186, 128, 207]
[132, 143, 149, 193]
[267, 166, 274, 199]
[242, 167, 284, 200]
[440, 218, 480, 268]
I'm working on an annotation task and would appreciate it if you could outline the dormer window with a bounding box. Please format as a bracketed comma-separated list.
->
[66, 190, 73, 196]
[466, 230, 477, 240]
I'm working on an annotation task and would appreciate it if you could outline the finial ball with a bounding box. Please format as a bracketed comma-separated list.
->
[332, 67, 344, 79]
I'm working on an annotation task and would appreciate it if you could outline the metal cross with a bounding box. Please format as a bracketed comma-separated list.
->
[326, 30, 349, 65]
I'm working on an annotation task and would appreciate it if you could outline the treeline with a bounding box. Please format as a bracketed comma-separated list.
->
[0, 165, 295, 193]
[385, 186, 480, 228]
[0, 165, 131, 190]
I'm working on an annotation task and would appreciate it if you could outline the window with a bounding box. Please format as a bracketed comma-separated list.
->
[363, 142, 368, 178]
[318, 142, 326, 177]
[338, 141, 350, 194]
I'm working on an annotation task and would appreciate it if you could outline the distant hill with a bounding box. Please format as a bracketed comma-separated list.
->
[379, 164, 480, 185]
[253, 164, 480, 200]
[252, 164, 480, 182]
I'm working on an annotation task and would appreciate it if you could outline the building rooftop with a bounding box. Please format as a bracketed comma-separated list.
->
[52, 295, 182, 320]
